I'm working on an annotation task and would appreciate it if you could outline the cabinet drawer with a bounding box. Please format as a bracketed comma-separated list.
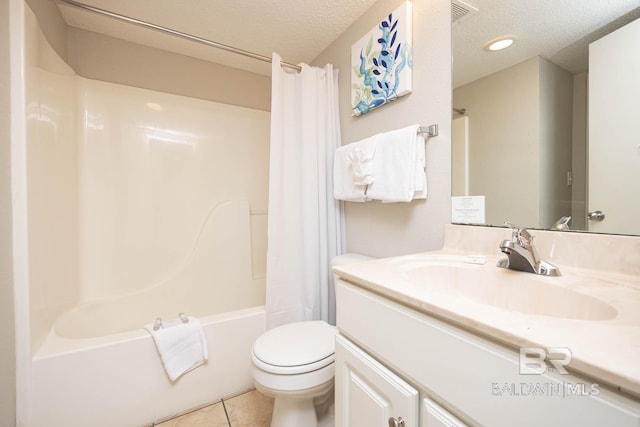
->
[336, 279, 640, 427]
[422, 397, 466, 427]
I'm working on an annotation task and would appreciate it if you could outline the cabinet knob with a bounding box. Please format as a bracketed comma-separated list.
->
[388, 416, 405, 427]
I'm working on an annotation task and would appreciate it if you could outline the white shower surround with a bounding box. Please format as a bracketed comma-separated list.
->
[23, 6, 269, 425]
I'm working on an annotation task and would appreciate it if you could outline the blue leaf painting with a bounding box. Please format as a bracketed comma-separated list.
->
[351, 2, 412, 116]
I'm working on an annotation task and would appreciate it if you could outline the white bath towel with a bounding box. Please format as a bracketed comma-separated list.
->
[333, 135, 378, 201]
[412, 133, 428, 200]
[144, 315, 208, 381]
[367, 124, 426, 202]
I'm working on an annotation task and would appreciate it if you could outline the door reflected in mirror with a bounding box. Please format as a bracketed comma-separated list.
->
[451, 0, 640, 235]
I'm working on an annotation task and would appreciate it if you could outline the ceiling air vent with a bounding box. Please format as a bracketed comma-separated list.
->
[452, 0, 479, 24]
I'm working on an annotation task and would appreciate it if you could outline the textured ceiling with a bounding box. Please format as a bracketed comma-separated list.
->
[57, 0, 640, 82]
[453, 0, 640, 88]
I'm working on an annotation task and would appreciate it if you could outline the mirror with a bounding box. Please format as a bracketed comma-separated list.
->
[452, 0, 640, 235]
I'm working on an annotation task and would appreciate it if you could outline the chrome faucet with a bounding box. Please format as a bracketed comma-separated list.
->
[551, 215, 572, 231]
[497, 222, 561, 276]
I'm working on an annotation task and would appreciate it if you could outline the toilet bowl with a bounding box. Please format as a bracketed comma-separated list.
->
[252, 320, 337, 427]
[252, 253, 372, 427]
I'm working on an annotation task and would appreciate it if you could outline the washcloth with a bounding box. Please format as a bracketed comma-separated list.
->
[367, 124, 425, 202]
[144, 315, 208, 381]
[333, 135, 377, 201]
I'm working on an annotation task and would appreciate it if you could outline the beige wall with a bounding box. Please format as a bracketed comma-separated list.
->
[25, 0, 68, 60]
[67, 27, 271, 111]
[24, 1, 270, 111]
[454, 57, 541, 227]
[313, 0, 452, 257]
[453, 56, 574, 229]
[1, 0, 17, 425]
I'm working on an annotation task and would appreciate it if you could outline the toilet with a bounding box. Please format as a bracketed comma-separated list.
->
[251, 253, 372, 427]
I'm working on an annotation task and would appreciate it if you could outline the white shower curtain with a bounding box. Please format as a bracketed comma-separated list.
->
[265, 53, 344, 329]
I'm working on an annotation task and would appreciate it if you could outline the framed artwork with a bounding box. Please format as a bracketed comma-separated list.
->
[351, 1, 413, 116]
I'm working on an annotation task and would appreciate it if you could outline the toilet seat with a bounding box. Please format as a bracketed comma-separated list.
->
[252, 320, 337, 375]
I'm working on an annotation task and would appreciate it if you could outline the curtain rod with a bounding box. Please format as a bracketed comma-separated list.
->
[51, 0, 303, 72]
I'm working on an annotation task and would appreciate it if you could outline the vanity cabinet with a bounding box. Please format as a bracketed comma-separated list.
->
[334, 278, 640, 427]
[336, 334, 465, 427]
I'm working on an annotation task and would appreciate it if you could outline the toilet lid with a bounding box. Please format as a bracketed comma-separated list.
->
[253, 321, 337, 369]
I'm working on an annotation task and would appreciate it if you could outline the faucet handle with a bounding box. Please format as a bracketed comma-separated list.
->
[503, 221, 534, 246]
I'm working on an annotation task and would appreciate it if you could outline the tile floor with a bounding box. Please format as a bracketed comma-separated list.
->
[152, 389, 335, 427]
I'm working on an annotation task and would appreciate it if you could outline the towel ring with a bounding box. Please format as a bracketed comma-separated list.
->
[153, 313, 190, 331]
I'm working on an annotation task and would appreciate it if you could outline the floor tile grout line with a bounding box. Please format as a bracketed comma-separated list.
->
[221, 398, 232, 427]
[151, 399, 224, 425]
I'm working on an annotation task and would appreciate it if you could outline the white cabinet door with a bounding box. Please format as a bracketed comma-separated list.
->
[335, 334, 419, 427]
[421, 398, 467, 427]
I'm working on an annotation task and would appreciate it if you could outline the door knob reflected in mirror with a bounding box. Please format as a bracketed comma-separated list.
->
[587, 210, 606, 222]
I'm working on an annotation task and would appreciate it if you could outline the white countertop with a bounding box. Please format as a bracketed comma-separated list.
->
[333, 225, 640, 399]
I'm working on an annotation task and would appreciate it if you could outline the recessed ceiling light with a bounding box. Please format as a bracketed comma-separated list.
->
[484, 36, 515, 51]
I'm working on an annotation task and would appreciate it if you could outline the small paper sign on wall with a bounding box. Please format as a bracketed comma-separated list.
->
[351, 1, 413, 116]
[451, 196, 486, 224]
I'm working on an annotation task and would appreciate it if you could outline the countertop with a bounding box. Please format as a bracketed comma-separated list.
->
[333, 240, 640, 399]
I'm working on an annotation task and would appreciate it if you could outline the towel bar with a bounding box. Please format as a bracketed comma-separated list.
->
[417, 124, 438, 137]
[153, 312, 190, 331]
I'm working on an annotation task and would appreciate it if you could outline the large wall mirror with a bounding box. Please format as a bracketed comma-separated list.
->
[452, 0, 640, 235]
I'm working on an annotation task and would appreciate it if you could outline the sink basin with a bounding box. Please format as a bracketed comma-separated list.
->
[398, 259, 618, 321]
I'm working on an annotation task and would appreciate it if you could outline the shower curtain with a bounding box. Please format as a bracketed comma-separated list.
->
[265, 53, 344, 329]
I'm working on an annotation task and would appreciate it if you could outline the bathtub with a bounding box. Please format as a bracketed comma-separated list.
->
[30, 306, 265, 427]
[27, 198, 267, 427]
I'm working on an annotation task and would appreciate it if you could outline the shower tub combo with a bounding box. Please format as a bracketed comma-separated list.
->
[30, 199, 266, 427]
[24, 7, 270, 426]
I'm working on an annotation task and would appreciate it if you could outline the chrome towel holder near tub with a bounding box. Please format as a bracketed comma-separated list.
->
[153, 312, 189, 331]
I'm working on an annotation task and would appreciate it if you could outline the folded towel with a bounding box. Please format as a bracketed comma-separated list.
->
[333, 135, 378, 201]
[348, 135, 377, 186]
[144, 315, 208, 381]
[367, 125, 425, 202]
